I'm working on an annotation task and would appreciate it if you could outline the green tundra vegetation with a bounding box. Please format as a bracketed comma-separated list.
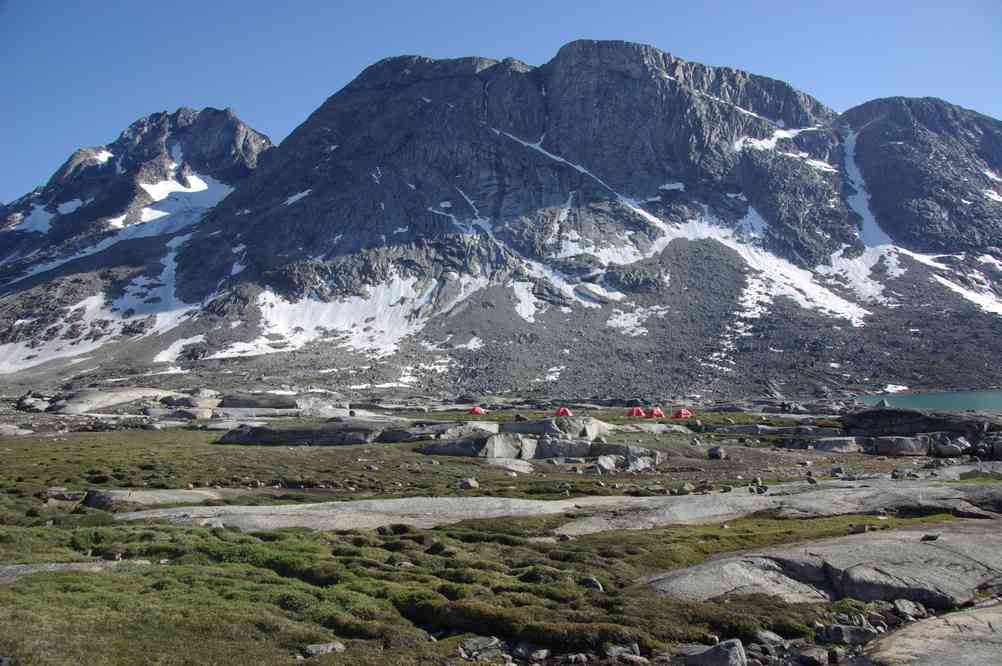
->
[0, 411, 960, 664]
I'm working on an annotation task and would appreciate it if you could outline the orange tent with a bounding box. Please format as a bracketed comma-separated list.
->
[625, 406, 647, 417]
[468, 405, 488, 416]
[672, 408, 693, 419]
[554, 406, 574, 417]
[648, 407, 666, 418]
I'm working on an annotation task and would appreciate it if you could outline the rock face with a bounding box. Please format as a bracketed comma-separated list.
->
[2, 40, 1002, 398]
[861, 603, 1002, 666]
[644, 520, 1002, 610]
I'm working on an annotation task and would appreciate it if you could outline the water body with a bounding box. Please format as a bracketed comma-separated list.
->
[857, 389, 1002, 412]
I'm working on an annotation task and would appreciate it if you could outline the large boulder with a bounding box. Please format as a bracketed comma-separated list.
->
[418, 433, 537, 459]
[161, 395, 222, 409]
[54, 388, 181, 414]
[500, 417, 611, 441]
[589, 442, 663, 465]
[872, 436, 929, 456]
[674, 639, 747, 665]
[378, 421, 496, 443]
[844, 408, 1000, 437]
[534, 438, 593, 458]
[810, 437, 863, 453]
[929, 433, 972, 458]
[218, 419, 395, 445]
[218, 393, 300, 409]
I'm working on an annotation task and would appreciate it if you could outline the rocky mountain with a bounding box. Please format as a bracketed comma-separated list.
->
[1, 40, 1000, 399]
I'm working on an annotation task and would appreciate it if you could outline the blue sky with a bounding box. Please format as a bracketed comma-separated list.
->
[2, 0, 1000, 204]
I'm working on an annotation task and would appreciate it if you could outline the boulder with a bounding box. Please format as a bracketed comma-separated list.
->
[589, 442, 663, 465]
[418, 433, 536, 459]
[674, 639, 747, 665]
[16, 393, 50, 412]
[457, 478, 479, 490]
[844, 408, 1000, 437]
[499, 419, 563, 438]
[173, 408, 213, 421]
[930, 433, 972, 458]
[218, 419, 392, 445]
[303, 642, 345, 657]
[160, 395, 222, 409]
[708, 446, 727, 460]
[872, 436, 929, 456]
[500, 417, 611, 440]
[810, 437, 863, 453]
[55, 388, 181, 414]
[218, 393, 299, 409]
[534, 438, 593, 459]
[0, 424, 32, 436]
[819, 623, 878, 645]
[379, 421, 495, 443]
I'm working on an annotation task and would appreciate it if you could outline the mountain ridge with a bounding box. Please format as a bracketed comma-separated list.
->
[1, 40, 1000, 399]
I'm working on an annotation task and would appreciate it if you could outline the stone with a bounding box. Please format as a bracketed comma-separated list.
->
[579, 575, 604, 592]
[675, 639, 747, 665]
[819, 624, 877, 645]
[872, 436, 929, 456]
[708, 446, 727, 460]
[892, 599, 926, 619]
[457, 478, 480, 490]
[303, 642, 346, 657]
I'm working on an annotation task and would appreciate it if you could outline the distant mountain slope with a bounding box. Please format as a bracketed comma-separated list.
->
[0, 41, 999, 399]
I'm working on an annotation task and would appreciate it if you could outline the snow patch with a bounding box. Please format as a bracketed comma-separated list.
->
[284, 190, 312, 206]
[153, 334, 206, 364]
[57, 199, 84, 215]
[931, 274, 1002, 316]
[984, 189, 1002, 204]
[209, 272, 490, 359]
[606, 305, 670, 336]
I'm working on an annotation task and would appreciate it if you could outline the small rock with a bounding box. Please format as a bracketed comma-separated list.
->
[303, 642, 346, 657]
[708, 446, 727, 460]
[457, 478, 479, 490]
[675, 638, 747, 665]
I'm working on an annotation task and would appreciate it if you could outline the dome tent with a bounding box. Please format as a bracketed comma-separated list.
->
[555, 406, 574, 417]
[468, 405, 488, 416]
[625, 406, 647, 417]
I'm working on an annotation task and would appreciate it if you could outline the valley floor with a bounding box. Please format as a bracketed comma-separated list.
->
[1, 404, 1001, 665]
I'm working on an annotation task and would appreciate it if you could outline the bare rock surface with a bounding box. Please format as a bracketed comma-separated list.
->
[54, 388, 182, 414]
[114, 479, 1002, 534]
[857, 602, 1002, 666]
[644, 520, 1002, 610]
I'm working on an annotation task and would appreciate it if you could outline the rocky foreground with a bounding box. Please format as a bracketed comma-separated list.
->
[1, 387, 1002, 665]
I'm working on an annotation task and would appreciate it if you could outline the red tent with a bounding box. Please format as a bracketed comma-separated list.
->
[554, 406, 574, 417]
[625, 406, 647, 417]
[648, 407, 666, 418]
[468, 405, 488, 416]
[672, 408, 693, 419]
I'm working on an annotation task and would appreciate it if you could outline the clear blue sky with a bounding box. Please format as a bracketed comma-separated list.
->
[2, 0, 1000, 204]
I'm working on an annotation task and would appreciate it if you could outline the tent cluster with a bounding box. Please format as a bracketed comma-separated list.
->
[624, 407, 692, 419]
